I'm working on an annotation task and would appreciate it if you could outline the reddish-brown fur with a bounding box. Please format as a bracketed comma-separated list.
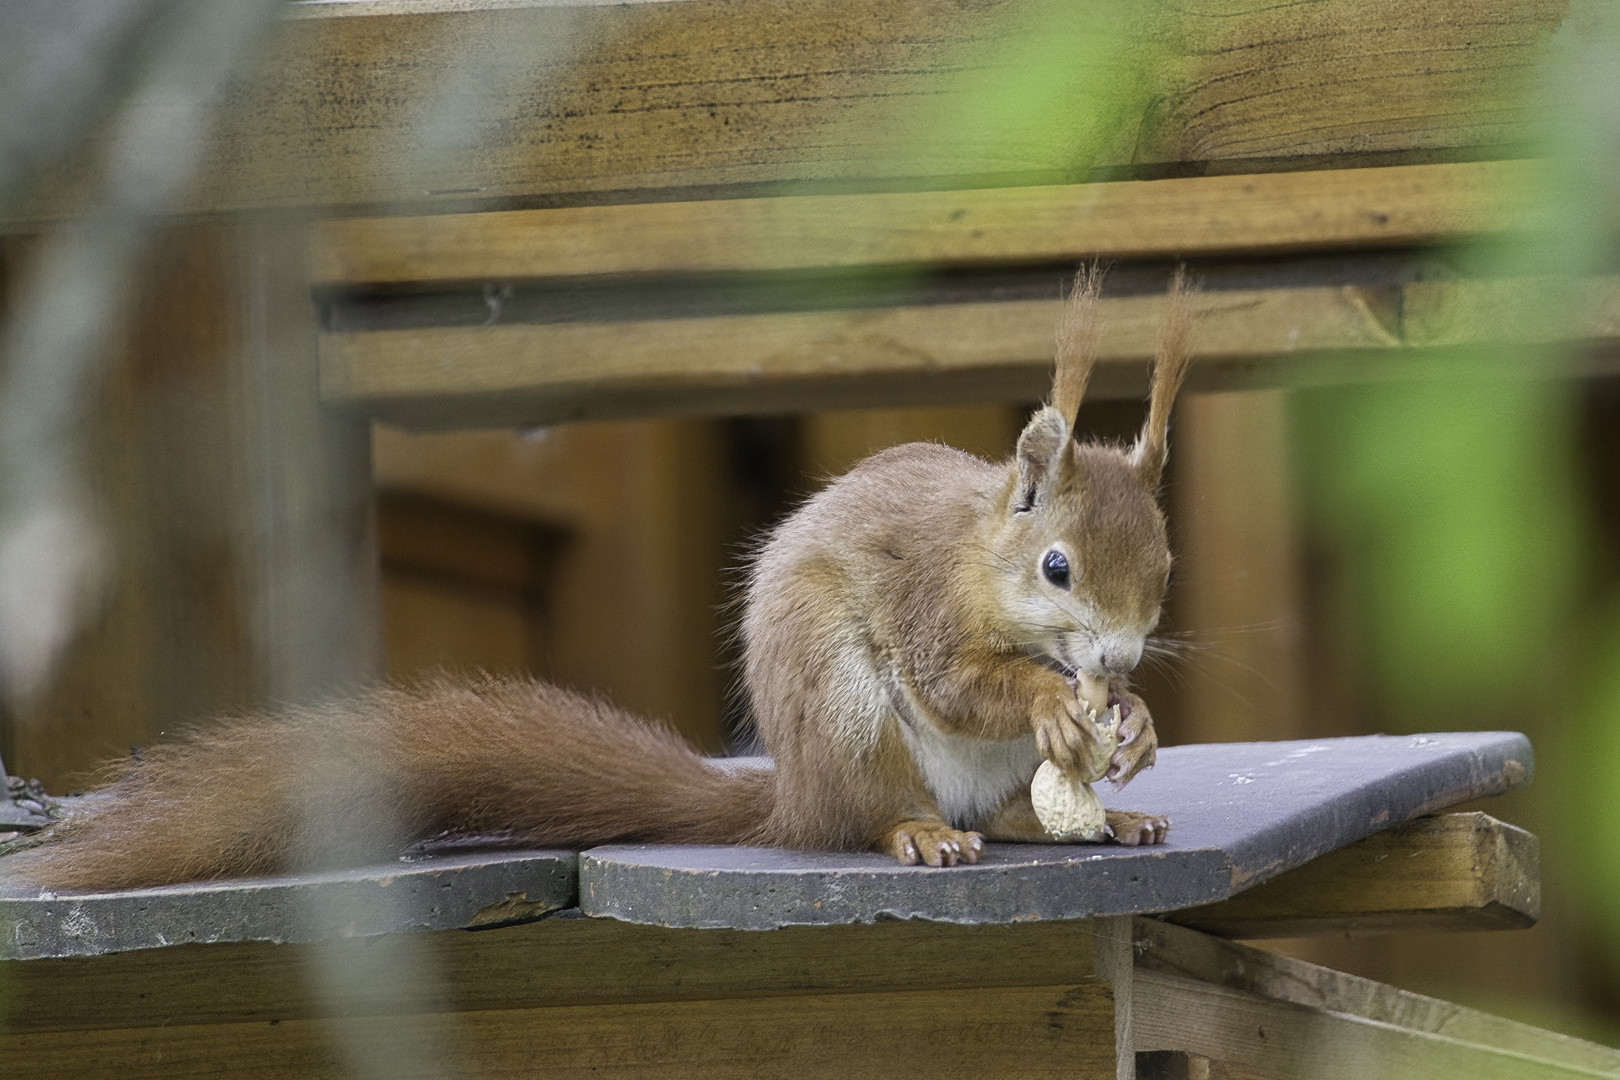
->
[9, 266, 1194, 889]
[15, 678, 773, 891]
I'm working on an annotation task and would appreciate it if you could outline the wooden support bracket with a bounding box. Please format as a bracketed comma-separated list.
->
[1167, 812, 1540, 939]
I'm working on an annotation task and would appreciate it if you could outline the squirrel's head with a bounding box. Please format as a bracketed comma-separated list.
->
[986, 265, 1193, 682]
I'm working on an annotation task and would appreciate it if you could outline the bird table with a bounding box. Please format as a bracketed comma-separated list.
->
[3, 732, 1613, 1079]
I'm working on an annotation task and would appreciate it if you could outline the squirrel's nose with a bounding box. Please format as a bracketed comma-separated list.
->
[1101, 640, 1143, 675]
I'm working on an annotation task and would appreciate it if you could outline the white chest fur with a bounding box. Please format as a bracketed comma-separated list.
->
[893, 708, 1043, 828]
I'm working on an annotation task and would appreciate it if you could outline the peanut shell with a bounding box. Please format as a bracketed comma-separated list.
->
[1030, 760, 1108, 841]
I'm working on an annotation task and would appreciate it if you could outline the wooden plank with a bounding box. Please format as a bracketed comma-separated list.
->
[0, 916, 1103, 1034]
[1134, 969, 1611, 1080]
[1166, 812, 1538, 938]
[1132, 918, 1620, 1077]
[16, 0, 1567, 223]
[5, 981, 1118, 1080]
[377, 489, 564, 594]
[374, 421, 743, 751]
[1168, 389, 1311, 746]
[317, 276, 1620, 428]
[317, 283, 1400, 426]
[309, 161, 1540, 285]
[1406, 274, 1620, 347]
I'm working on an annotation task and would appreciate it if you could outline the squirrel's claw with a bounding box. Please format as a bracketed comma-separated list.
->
[1104, 686, 1158, 789]
[1033, 691, 1114, 780]
[885, 822, 983, 867]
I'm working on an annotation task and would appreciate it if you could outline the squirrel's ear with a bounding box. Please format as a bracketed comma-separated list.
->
[1013, 407, 1072, 513]
[1131, 266, 1196, 490]
[1051, 261, 1105, 431]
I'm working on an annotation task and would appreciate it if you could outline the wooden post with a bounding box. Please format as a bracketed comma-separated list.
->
[0, 223, 379, 790]
[1168, 389, 1310, 744]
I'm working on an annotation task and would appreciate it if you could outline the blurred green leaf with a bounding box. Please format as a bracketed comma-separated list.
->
[914, 0, 1156, 181]
[1294, 371, 1585, 716]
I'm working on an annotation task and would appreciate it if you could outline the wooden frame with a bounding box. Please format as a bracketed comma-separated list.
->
[306, 157, 1610, 427]
[10, 913, 1618, 1079]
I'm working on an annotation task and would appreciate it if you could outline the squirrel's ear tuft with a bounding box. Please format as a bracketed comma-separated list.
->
[1052, 261, 1105, 431]
[1013, 407, 1072, 513]
[1131, 266, 1196, 490]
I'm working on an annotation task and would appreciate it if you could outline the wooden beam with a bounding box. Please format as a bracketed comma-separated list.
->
[309, 161, 1539, 285]
[16, 0, 1567, 223]
[7, 982, 1118, 1080]
[317, 276, 1620, 428]
[0, 917, 1107, 1034]
[317, 284, 1396, 426]
[1165, 812, 1538, 938]
[1134, 969, 1613, 1080]
[1132, 918, 1620, 1077]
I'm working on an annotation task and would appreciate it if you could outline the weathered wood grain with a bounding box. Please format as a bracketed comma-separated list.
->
[1132, 918, 1620, 1077]
[309, 161, 1540, 285]
[317, 276, 1620, 428]
[1166, 812, 1539, 938]
[3, 918, 1119, 1079]
[5, 981, 1119, 1080]
[0, 916, 1103, 1034]
[16, 0, 1567, 223]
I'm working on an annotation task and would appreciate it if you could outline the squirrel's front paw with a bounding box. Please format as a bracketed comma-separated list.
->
[1032, 692, 1112, 780]
[1105, 686, 1158, 788]
[883, 821, 984, 867]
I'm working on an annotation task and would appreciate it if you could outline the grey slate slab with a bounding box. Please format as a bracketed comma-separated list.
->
[0, 731, 1531, 956]
[580, 731, 1531, 930]
[0, 848, 575, 960]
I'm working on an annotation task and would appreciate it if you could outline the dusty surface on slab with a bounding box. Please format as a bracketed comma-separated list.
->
[582, 732, 1532, 929]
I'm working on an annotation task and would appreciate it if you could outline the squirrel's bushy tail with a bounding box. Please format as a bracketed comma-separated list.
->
[10, 675, 775, 892]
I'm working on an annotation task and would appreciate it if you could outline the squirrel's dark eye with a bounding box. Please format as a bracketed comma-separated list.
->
[1041, 549, 1071, 589]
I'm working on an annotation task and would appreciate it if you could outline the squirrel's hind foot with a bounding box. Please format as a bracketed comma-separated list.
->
[883, 821, 984, 867]
[1106, 810, 1169, 846]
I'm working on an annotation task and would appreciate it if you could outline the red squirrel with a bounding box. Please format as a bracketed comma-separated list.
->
[10, 265, 1188, 891]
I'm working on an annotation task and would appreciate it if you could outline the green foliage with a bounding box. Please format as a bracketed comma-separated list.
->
[1291, 3, 1614, 724]
[1572, 599, 1620, 970]
[1292, 1, 1620, 1007]
[1293, 373, 1585, 717]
